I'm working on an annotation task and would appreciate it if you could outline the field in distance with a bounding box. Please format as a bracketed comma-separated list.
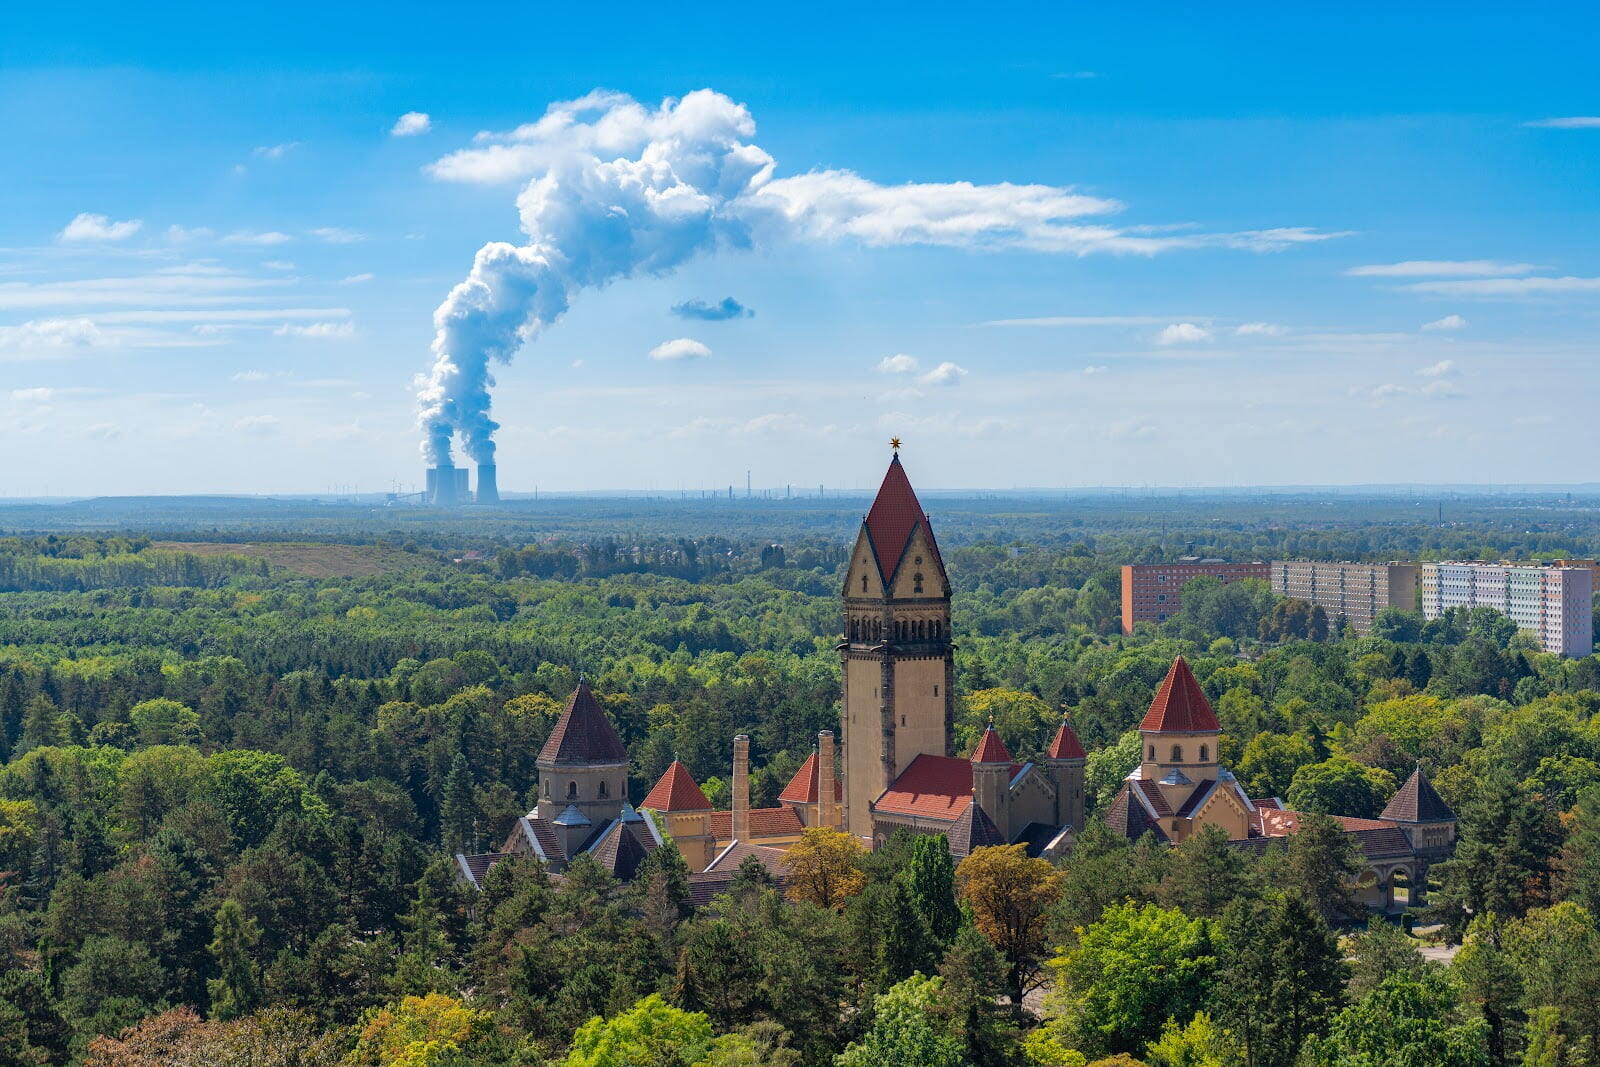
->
[149, 540, 425, 578]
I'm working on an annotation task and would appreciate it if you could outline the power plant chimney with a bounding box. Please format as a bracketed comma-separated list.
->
[476, 463, 499, 505]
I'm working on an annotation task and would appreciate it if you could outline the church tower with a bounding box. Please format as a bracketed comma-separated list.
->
[839, 444, 954, 839]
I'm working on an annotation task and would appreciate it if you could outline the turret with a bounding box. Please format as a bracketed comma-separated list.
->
[1045, 714, 1088, 830]
[535, 682, 629, 828]
[970, 724, 1012, 842]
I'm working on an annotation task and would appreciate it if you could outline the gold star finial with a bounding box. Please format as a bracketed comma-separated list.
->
[890, 436, 902, 452]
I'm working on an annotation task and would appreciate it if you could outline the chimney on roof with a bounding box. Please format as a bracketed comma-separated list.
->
[817, 730, 838, 830]
[732, 734, 750, 842]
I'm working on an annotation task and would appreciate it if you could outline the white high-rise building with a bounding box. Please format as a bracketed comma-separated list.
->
[1419, 562, 1593, 657]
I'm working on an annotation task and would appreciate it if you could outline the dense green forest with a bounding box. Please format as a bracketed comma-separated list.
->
[3, 500, 1600, 1065]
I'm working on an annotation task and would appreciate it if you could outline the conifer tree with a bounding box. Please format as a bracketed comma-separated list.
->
[900, 833, 961, 948]
[1214, 894, 1346, 1067]
[16, 695, 65, 757]
[1429, 773, 1561, 941]
[438, 754, 477, 855]
[1158, 824, 1260, 918]
[878, 878, 938, 986]
[206, 899, 261, 1021]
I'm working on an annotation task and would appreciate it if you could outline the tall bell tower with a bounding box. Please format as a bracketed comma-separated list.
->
[839, 442, 955, 840]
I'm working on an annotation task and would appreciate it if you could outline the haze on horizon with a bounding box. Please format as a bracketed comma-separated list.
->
[2, 4, 1598, 497]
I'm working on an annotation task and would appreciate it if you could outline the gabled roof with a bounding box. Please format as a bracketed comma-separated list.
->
[1046, 718, 1087, 760]
[870, 753, 1017, 821]
[861, 454, 944, 586]
[709, 806, 805, 839]
[1381, 765, 1456, 823]
[778, 751, 843, 805]
[455, 852, 507, 889]
[643, 760, 713, 812]
[1105, 783, 1170, 842]
[538, 682, 629, 765]
[947, 801, 1006, 857]
[587, 818, 655, 880]
[1140, 657, 1220, 733]
[970, 726, 1013, 764]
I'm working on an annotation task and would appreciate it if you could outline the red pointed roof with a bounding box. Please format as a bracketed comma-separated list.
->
[778, 751, 842, 805]
[970, 725, 1013, 764]
[1047, 718, 1087, 760]
[538, 682, 629, 764]
[642, 760, 713, 812]
[862, 454, 942, 585]
[1139, 657, 1220, 733]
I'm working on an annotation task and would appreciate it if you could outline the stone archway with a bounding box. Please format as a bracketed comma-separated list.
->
[1386, 866, 1414, 913]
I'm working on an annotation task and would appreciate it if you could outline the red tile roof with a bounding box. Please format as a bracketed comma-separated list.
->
[642, 760, 713, 812]
[970, 726, 1013, 764]
[1380, 766, 1455, 823]
[873, 754, 1021, 820]
[778, 752, 843, 805]
[1046, 718, 1087, 760]
[948, 801, 1007, 856]
[709, 806, 805, 839]
[1133, 778, 1175, 818]
[538, 682, 629, 765]
[863, 454, 943, 585]
[1140, 657, 1220, 733]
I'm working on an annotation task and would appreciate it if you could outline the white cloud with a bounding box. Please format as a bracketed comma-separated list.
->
[165, 225, 214, 242]
[0, 318, 104, 354]
[1082, 365, 1108, 375]
[234, 414, 279, 433]
[427, 89, 1343, 257]
[340, 273, 375, 284]
[1422, 314, 1468, 331]
[648, 337, 711, 361]
[232, 370, 271, 382]
[877, 353, 920, 374]
[310, 227, 364, 244]
[1420, 360, 1456, 377]
[0, 267, 288, 310]
[979, 315, 1168, 327]
[1156, 322, 1211, 345]
[1234, 322, 1283, 336]
[1523, 117, 1600, 128]
[253, 143, 298, 160]
[11, 387, 55, 401]
[1345, 260, 1536, 277]
[391, 112, 432, 136]
[224, 230, 292, 246]
[274, 321, 356, 339]
[59, 213, 143, 242]
[1403, 276, 1600, 297]
[262, 260, 296, 271]
[919, 361, 967, 386]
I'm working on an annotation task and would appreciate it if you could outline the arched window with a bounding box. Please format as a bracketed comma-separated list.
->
[544, 780, 551, 798]
[914, 572, 924, 594]
[1171, 745, 1183, 762]
[567, 780, 578, 799]
[598, 781, 609, 799]
[1148, 745, 1156, 760]
[1199, 744, 1209, 761]
[861, 575, 867, 593]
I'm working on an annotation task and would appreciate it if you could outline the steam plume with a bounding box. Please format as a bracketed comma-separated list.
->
[419, 89, 1343, 464]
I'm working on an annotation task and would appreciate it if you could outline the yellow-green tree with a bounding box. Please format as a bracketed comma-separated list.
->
[780, 827, 866, 911]
[345, 993, 496, 1067]
[955, 844, 1065, 1004]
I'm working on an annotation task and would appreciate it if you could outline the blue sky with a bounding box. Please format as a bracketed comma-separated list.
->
[3, 3, 1598, 496]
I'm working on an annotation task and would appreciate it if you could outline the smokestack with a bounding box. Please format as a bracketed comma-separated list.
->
[476, 463, 499, 505]
[817, 730, 837, 830]
[732, 734, 750, 842]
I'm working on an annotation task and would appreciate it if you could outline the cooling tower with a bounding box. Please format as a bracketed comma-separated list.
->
[476, 463, 499, 504]
[427, 465, 464, 506]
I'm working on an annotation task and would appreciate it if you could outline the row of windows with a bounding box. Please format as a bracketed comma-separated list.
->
[1148, 743, 1209, 762]
[848, 616, 946, 642]
[543, 778, 615, 800]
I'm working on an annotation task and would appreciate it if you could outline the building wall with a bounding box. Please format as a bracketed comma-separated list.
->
[1420, 561, 1594, 657]
[1121, 562, 1269, 633]
[1268, 561, 1418, 634]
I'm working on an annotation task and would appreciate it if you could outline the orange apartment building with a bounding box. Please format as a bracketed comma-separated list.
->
[1120, 560, 1270, 633]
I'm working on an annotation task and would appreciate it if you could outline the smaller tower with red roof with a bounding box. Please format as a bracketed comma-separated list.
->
[1044, 714, 1088, 831]
[970, 724, 1013, 839]
[1139, 656, 1222, 800]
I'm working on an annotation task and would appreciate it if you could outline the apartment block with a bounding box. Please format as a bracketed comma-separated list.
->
[1121, 560, 1269, 633]
[1419, 561, 1594, 657]
[1269, 561, 1419, 635]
